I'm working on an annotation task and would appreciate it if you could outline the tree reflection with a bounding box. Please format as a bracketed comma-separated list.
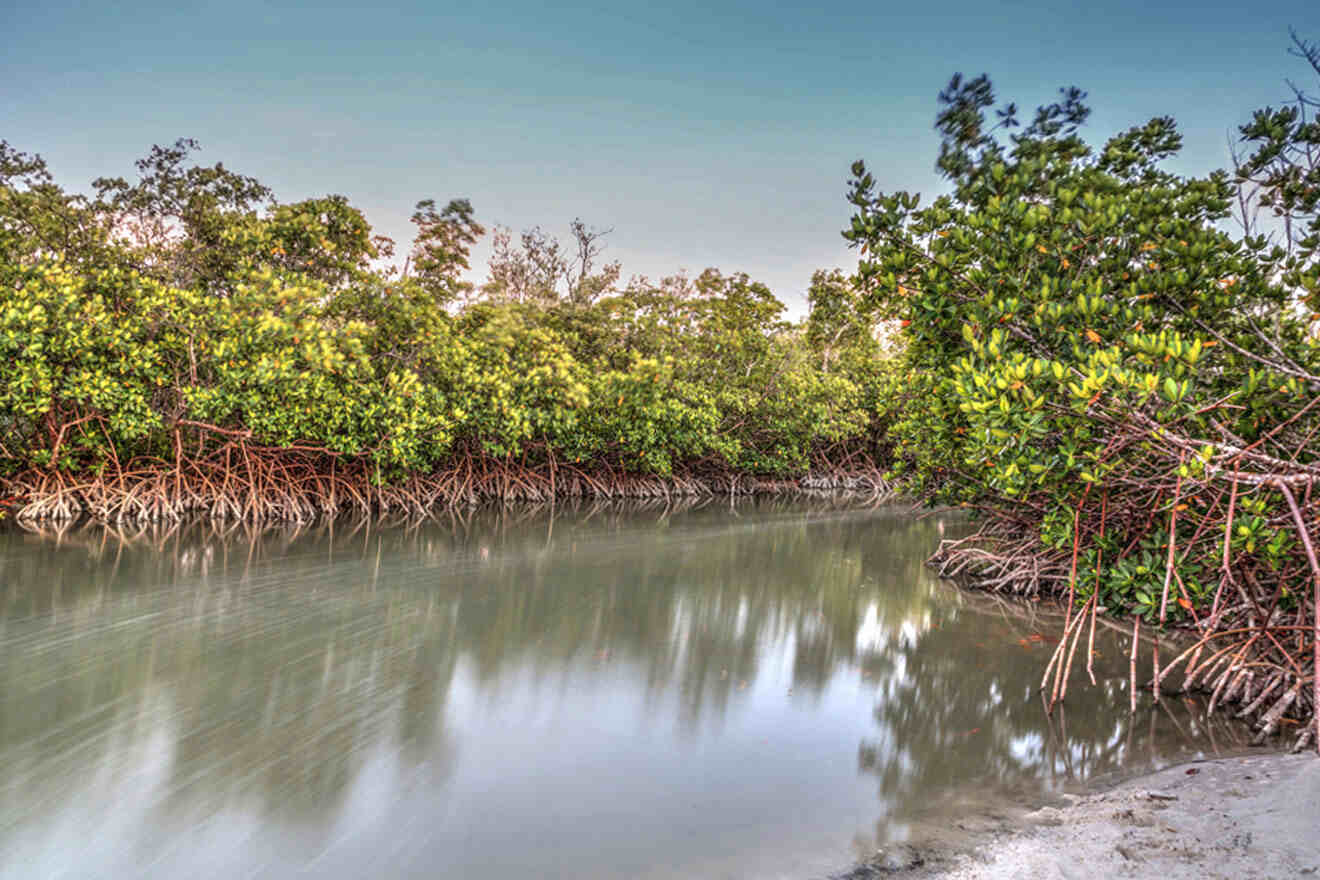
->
[0, 499, 1250, 856]
[856, 591, 1252, 842]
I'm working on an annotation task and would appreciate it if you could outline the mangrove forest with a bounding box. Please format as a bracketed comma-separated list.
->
[3, 33, 1319, 762]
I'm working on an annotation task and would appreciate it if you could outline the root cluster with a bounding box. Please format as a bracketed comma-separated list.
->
[930, 455, 1320, 752]
[2, 445, 893, 525]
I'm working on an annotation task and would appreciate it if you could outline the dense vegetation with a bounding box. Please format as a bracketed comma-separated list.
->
[846, 34, 1319, 747]
[0, 140, 893, 521]
[2, 33, 1318, 743]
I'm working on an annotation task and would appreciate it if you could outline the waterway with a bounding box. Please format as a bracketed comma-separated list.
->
[0, 499, 1250, 879]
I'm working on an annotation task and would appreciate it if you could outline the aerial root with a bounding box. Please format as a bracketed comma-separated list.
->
[3, 451, 895, 527]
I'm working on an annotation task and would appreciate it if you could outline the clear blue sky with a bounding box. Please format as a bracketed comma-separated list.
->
[3, 0, 1316, 313]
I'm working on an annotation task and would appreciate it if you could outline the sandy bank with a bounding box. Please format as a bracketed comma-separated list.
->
[868, 752, 1319, 879]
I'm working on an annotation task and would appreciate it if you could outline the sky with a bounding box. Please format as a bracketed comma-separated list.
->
[2, 0, 1317, 315]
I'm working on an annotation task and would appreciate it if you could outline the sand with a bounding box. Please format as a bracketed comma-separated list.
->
[877, 752, 1320, 879]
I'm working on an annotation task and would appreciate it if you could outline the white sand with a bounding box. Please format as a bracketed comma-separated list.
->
[922, 752, 1320, 879]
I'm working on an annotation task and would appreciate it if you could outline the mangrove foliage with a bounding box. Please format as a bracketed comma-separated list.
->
[846, 37, 1320, 747]
[0, 140, 893, 521]
[3, 31, 1319, 745]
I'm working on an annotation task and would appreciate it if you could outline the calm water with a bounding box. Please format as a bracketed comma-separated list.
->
[0, 500, 1248, 879]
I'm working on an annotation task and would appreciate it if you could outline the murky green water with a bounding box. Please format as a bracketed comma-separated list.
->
[0, 500, 1248, 879]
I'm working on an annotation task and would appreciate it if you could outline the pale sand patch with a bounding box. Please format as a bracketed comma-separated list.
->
[901, 752, 1320, 879]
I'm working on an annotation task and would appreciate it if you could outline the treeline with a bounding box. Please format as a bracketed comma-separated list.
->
[5, 30, 1319, 743]
[846, 35, 1319, 746]
[0, 139, 895, 521]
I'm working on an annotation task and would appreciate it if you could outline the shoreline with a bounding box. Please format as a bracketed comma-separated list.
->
[0, 466, 894, 524]
[843, 751, 1318, 878]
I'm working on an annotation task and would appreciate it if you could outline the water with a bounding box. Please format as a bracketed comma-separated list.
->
[0, 500, 1249, 879]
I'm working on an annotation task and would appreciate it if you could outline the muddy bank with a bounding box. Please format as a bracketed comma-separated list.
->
[840, 752, 1318, 878]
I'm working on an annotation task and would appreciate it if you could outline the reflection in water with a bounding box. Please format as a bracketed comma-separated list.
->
[0, 500, 1249, 879]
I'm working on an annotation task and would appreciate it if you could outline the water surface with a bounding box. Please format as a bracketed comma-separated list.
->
[0, 500, 1249, 879]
